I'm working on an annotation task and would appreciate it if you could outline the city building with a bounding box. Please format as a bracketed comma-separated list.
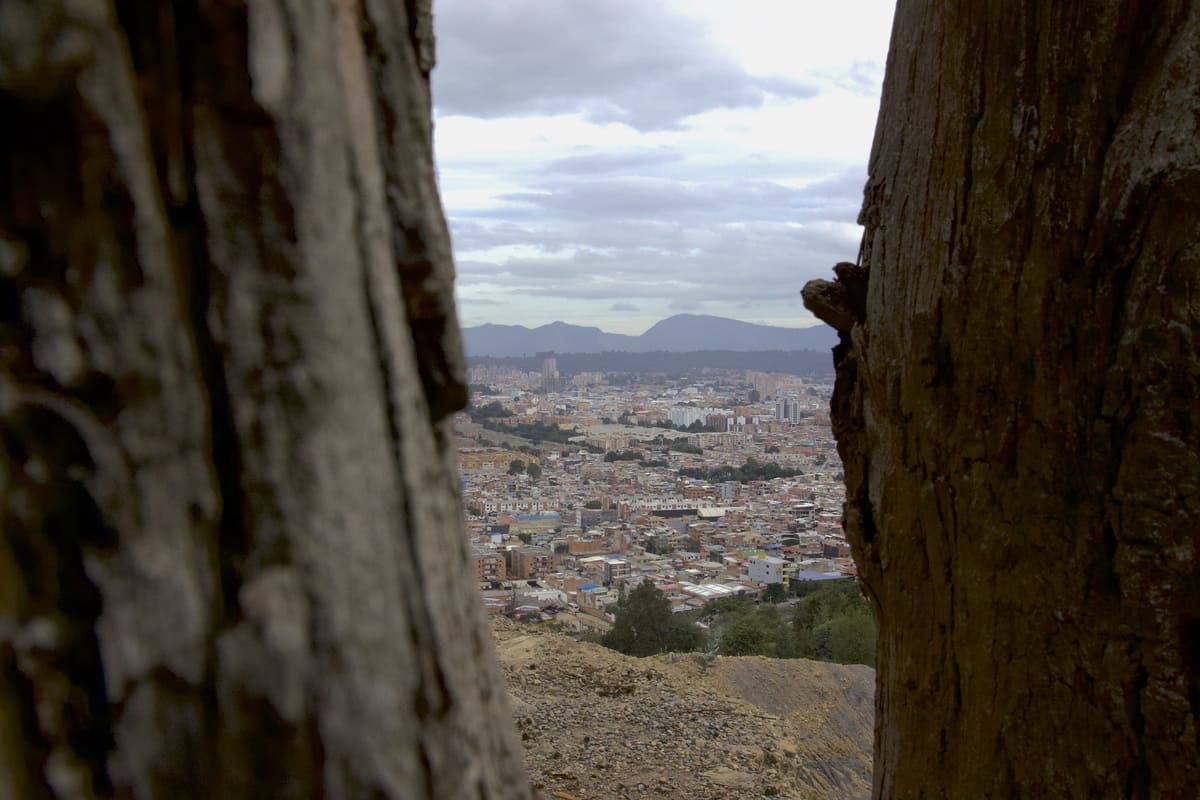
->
[472, 547, 506, 583]
[746, 554, 791, 584]
[539, 352, 561, 393]
[511, 546, 554, 580]
[775, 397, 802, 424]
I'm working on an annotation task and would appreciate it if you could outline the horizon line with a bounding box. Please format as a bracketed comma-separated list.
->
[462, 312, 830, 337]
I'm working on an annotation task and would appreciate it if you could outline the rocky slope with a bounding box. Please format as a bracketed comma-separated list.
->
[492, 619, 874, 799]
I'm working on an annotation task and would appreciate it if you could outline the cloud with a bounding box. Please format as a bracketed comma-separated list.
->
[448, 166, 866, 262]
[434, 2, 892, 333]
[432, 0, 818, 131]
[483, 173, 861, 228]
[821, 60, 886, 96]
[542, 148, 685, 176]
[497, 178, 722, 219]
[453, 293, 507, 306]
[454, 217, 860, 308]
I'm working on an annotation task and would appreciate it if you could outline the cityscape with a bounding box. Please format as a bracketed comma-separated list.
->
[456, 353, 854, 635]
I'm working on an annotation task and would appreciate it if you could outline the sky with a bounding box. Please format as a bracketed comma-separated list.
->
[431, 0, 897, 335]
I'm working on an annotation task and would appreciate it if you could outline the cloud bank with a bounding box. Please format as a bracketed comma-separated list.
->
[432, 0, 896, 334]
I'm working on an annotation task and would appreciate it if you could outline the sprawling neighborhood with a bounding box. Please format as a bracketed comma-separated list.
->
[457, 360, 854, 631]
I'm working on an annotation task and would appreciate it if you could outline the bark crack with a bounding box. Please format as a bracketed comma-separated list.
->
[180, 101, 248, 633]
[350, 134, 454, 796]
[358, 2, 466, 423]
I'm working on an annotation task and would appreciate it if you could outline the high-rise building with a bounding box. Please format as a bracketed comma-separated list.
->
[747, 371, 782, 399]
[775, 396, 801, 424]
[538, 352, 560, 393]
[705, 414, 732, 432]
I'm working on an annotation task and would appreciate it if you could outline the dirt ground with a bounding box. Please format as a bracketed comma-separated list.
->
[491, 618, 874, 800]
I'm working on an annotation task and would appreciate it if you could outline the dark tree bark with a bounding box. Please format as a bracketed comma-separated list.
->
[1, 1, 529, 798]
[806, 1, 1199, 797]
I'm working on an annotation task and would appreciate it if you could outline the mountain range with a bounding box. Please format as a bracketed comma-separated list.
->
[462, 314, 836, 357]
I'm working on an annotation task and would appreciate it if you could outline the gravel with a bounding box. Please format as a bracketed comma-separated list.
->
[491, 618, 874, 800]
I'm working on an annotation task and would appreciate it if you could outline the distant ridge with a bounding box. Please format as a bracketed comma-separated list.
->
[463, 314, 836, 357]
[469, 350, 834, 377]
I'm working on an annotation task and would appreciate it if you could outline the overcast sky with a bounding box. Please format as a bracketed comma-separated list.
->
[432, 0, 897, 335]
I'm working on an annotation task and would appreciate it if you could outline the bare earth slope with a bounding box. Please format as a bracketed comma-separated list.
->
[492, 619, 874, 799]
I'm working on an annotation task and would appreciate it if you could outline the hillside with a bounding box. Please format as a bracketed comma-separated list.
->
[637, 315, 832, 353]
[464, 315, 837, 357]
[493, 618, 874, 799]
[468, 349, 834, 377]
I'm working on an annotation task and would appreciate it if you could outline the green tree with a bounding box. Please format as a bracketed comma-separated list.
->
[526, 462, 542, 481]
[706, 603, 797, 658]
[805, 619, 833, 661]
[678, 458, 802, 484]
[762, 582, 787, 604]
[719, 613, 771, 656]
[583, 500, 602, 509]
[602, 581, 704, 657]
[700, 596, 754, 618]
[717, 605, 785, 656]
[827, 606, 875, 667]
[469, 400, 513, 420]
[481, 420, 581, 444]
[507, 459, 526, 475]
[792, 581, 875, 666]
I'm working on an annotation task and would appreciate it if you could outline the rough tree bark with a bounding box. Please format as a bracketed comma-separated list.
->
[805, 1, 1199, 797]
[0, 1, 530, 798]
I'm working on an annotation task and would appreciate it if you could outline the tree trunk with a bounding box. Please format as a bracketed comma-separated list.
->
[0, 2, 530, 798]
[806, 1, 1199, 797]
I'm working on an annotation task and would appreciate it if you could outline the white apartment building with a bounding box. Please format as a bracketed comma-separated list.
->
[746, 555, 791, 584]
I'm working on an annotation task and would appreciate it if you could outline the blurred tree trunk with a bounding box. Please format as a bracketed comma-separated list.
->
[806, 1, 1199, 797]
[0, 1, 530, 798]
